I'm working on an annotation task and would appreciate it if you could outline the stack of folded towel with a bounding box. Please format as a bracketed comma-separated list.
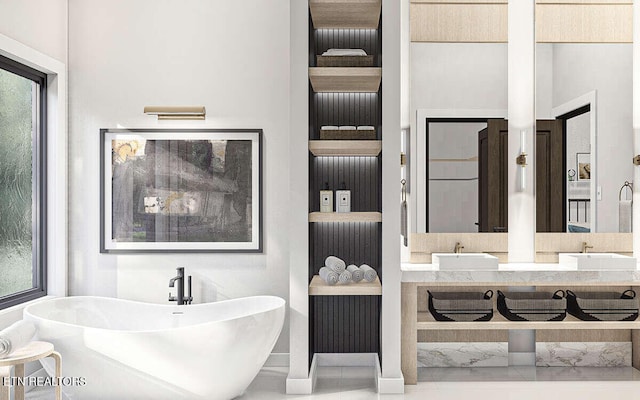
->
[0, 320, 36, 358]
[320, 125, 376, 131]
[322, 48, 368, 57]
[318, 256, 378, 285]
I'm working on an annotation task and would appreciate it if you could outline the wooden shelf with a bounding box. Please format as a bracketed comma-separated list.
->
[417, 312, 640, 330]
[309, 0, 381, 29]
[309, 212, 382, 223]
[309, 140, 381, 157]
[429, 156, 479, 162]
[309, 67, 381, 93]
[309, 275, 381, 296]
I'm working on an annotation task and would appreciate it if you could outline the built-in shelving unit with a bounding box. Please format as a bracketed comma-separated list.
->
[309, 275, 382, 296]
[309, 140, 381, 157]
[309, 0, 382, 29]
[309, 67, 382, 93]
[309, 211, 382, 223]
[307, 0, 383, 360]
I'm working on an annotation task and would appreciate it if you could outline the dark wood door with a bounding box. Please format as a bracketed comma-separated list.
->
[478, 128, 488, 232]
[478, 119, 508, 232]
[536, 119, 565, 232]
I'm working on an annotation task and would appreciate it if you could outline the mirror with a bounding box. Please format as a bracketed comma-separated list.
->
[535, 42, 633, 233]
[412, 43, 508, 233]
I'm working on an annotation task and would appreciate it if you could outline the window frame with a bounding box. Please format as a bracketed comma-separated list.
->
[0, 54, 48, 310]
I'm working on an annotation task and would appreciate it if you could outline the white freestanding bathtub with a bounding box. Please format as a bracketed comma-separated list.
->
[23, 296, 285, 400]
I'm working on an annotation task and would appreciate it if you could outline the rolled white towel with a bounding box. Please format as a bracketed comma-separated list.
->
[325, 256, 346, 273]
[321, 126, 339, 130]
[338, 270, 352, 284]
[338, 126, 357, 130]
[359, 264, 377, 282]
[0, 320, 36, 358]
[357, 126, 375, 131]
[319, 267, 340, 285]
[347, 264, 364, 283]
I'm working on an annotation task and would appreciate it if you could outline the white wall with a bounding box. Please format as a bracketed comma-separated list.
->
[411, 43, 508, 111]
[551, 44, 633, 232]
[0, 1, 68, 329]
[0, 0, 68, 64]
[68, 0, 291, 352]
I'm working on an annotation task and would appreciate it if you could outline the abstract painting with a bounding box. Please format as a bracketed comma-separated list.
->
[101, 129, 262, 252]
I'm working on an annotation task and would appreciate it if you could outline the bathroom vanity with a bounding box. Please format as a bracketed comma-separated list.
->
[401, 263, 640, 384]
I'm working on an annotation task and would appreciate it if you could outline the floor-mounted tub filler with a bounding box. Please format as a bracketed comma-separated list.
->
[24, 296, 285, 400]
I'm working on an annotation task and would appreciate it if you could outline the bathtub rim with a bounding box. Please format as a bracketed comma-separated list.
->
[23, 295, 286, 334]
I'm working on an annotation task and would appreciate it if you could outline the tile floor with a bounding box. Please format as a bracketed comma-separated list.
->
[24, 366, 640, 399]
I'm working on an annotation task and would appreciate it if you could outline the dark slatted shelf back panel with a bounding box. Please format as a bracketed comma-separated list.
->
[312, 29, 380, 66]
[310, 93, 380, 140]
[311, 296, 381, 353]
[309, 156, 381, 212]
[309, 222, 381, 277]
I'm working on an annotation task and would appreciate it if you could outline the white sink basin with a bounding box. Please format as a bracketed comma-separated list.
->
[431, 253, 499, 270]
[558, 253, 637, 270]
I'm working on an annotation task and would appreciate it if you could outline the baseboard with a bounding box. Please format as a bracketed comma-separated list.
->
[509, 352, 536, 366]
[375, 358, 405, 394]
[315, 353, 377, 367]
[264, 353, 289, 367]
[285, 354, 318, 394]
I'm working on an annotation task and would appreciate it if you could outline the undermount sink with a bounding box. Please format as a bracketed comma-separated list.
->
[558, 253, 638, 270]
[431, 253, 499, 270]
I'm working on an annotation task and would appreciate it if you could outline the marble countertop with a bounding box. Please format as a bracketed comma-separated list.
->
[401, 263, 640, 284]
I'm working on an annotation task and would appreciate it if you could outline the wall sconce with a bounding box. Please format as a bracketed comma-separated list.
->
[143, 106, 206, 120]
[516, 130, 527, 191]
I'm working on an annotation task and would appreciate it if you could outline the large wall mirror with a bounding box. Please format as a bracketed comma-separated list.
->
[412, 42, 508, 233]
[535, 1, 633, 234]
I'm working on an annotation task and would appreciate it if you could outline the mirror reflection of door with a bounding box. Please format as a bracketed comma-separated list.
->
[536, 120, 564, 232]
[427, 118, 564, 233]
[478, 119, 507, 232]
[556, 106, 591, 232]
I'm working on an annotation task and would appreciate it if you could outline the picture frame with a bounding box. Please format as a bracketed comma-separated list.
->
[576, 152, 591, 181]
[100, 128, 262, 253]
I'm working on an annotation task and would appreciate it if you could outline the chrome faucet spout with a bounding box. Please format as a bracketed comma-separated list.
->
[168, 267, 186, 305]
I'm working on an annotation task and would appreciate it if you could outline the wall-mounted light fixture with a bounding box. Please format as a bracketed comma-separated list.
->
[143, 106, 206, 120]
[516, 130, 527, 191]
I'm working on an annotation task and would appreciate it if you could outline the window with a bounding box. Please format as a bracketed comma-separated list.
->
[0, 54, 47, 309]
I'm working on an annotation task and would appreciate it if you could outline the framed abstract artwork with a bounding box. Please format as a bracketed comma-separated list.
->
[100, 129, 262, 253]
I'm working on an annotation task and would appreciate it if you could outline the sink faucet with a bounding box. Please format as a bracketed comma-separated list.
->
[454, 242, 464, 254]
[169, 267, 193, 305]
[581, 242, 594, 254]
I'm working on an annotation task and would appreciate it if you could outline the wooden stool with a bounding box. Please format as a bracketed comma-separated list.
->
[0, 341, 61, 400]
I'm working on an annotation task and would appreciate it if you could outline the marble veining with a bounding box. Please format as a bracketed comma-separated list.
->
[417, 343, 508, 368]
[536, 342, 631, 367]
[401, 263, 640, 283]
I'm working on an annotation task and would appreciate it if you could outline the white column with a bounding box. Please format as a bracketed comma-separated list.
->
[633, 0, 640, 256]
[286, 0, 310, 394]
[508, 0, 536, 262]
[380, 0, 405, 394]
[507, 0, 537, 366]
